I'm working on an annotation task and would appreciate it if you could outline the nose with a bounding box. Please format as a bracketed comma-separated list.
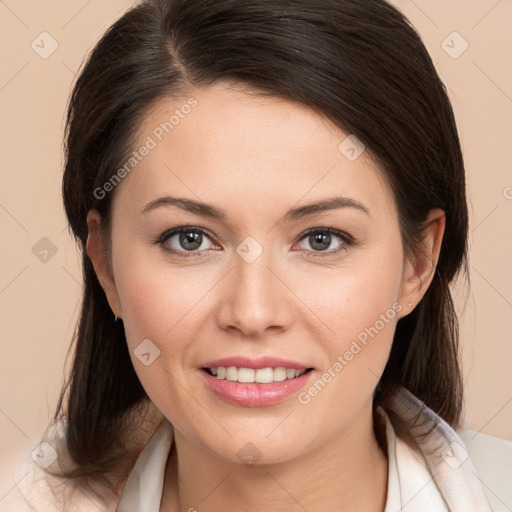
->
[216, 246, 293, 338]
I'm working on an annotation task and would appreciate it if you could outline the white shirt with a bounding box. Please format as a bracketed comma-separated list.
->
[3, 388, 511, 511]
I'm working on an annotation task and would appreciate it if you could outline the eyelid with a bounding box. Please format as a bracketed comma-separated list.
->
[292, 227, 354, 255]
[296, 226, 354, 245]
[155, 226, 220, 258]
[156, 225, 217, 244]
[155, 225, 355, 257]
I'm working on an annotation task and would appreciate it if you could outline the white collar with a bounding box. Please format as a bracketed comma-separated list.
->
[116, 388, 492, 511]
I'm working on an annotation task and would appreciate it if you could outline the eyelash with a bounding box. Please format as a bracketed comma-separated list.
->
[154, 226, 355, 259]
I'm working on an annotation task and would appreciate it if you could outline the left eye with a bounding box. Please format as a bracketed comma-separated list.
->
[295, 228, 349, 252]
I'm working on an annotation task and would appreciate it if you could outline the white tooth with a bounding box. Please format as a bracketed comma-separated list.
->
[237, 367, 255, 383]
[226, 366, 238, 381]
[254, 367, 274, 383]
[214, 366, 306, 382]
[273, 367, 287, 382]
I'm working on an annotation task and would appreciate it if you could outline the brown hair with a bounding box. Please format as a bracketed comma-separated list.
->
[50, 0, 467, 497]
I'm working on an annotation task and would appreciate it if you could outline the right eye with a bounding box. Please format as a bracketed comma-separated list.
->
[157, 226, 221, 257]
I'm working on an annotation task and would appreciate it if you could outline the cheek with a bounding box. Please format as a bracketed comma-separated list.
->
[293, 244, 403, 349]
[290, 242, 404, 427]
[113, 255, 213, 420]
[296, 250, 402, 382]
[117, 263, 207, 349]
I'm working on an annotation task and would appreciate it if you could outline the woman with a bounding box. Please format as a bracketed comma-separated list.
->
[6, 0, 511, 510]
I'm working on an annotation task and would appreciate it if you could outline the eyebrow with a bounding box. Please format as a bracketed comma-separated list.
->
[141, 195, 370, 221]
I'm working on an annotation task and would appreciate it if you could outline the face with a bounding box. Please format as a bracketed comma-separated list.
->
[89, 82, 426, 466]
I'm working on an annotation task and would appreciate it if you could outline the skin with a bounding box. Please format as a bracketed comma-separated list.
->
[86, 82, 445, 511]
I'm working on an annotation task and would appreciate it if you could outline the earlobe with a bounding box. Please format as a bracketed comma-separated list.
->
[86, 210, 123, 319]
[398, 208, 446, 312]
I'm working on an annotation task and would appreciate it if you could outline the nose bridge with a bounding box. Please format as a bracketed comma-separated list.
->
[217, 237, 290, 336]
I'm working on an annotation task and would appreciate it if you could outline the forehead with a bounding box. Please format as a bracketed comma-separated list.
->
[112, 82, 396, 221]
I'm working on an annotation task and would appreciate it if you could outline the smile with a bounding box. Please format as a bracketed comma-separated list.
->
[204, 366, 311, 383]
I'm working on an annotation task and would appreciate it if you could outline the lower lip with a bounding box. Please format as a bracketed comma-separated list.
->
[200, 369, 314, 407]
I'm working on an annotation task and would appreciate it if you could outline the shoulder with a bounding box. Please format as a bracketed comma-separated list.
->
[1, 411, 164, 512]
[387, 388, 511, 510]
[0, 449, 119, 512]
[0, 420, 120, 512]
[457, 428, 512, 511]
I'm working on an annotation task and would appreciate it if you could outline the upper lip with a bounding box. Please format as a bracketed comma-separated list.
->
[200, 356, 312, 370]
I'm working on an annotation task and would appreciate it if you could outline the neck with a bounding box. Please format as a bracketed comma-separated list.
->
[161, 401, 388, 512]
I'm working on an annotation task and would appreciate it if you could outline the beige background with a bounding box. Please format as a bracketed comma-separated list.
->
[1, 0, 511, 500]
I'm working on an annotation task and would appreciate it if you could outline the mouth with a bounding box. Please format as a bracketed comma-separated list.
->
[199, 358, 316, 407]
[202, 366, 314, 383]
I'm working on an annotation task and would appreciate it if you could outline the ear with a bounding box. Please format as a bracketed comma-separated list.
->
[398, 208, 445, 315]
[86, 209, 123, 319]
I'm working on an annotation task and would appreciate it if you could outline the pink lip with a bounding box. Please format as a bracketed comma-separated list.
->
[200, 356, 310, 370]
[199, 368, 315, 407]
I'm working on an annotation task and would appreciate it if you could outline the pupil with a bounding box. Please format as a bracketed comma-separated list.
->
[310, 232, 330, 251]
[180, 231, 202, 250]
